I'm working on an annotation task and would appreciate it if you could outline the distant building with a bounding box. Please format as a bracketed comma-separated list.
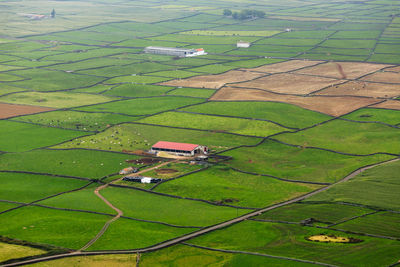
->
[122, 176, 161, 183]
[285, 28, 292, 32]
[150, 141, 208, 157]
[144, 46, 207, 57]
[237, 41, 251, 48]
[119, 167, 138, 175]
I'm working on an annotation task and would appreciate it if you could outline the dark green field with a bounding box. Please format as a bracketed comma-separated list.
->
[1, 0, 399, 265]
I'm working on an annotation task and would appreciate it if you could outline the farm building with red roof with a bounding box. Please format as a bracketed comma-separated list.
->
[150, 141, 208, 157]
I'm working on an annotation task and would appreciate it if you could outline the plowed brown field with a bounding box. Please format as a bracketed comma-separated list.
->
[315, 81, 400, 98]
[0, 102, 54, 119]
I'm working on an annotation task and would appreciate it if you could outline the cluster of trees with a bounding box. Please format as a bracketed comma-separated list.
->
[223, 9, 265, 20]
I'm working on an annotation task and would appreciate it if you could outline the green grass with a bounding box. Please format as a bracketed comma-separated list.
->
[139, 112, 289, 137]
[78, 62, 176, 77]
[76, 96, 205, 116]
[104, 75, 171, 84]
[55, 122, 259, 155]
[255, 203, 374, 224]
[103, 84, 172, 98]
[0, 120, 88, 152]
[0, 206, 108, 249]
[338, 212, 400, 238]
[139, 162, 202, 179]
[190, 220, 400, 267]
[0, 172, 88, 203]
[167, 88, 215, 98]
[222, 140, 393, 183]
[306, 159, 400, 211]
[0, 149, 139, 179]
[140, 243, 315, 267]
[342, 108, 400, 126]
[145, 70, 199, 79]
[154, 166, 319, 208]
[182, 101, 332, 129]
[13, 110, 138, 131]
[187, 64, 237, 74]
[38, 184, 116, 214]
[180, 30, 281, 37]
[319, 39, 376, 49]
[0, 242, 45, 263]
[368, 53, 400, 64]
[87, 218, 192, 251]
[0, 91, 115, 108]
[330, 31, 382, 39]
[275, 119, 400, 155]
[0, 202, 19, 213]
[255, 38, 322, 46]
[101, 187, 247, 227]
[8, 69, 105, 92]
[151, 34, 260, 45]
[224, 58, 285, 68]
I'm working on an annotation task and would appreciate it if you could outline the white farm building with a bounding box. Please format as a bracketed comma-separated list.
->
[237, 41, 251, 48]
[150, 141, 208, 157]
[144, 46, 207, 57]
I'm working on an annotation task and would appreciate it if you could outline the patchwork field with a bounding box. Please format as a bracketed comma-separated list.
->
[1, 0, 400, 265]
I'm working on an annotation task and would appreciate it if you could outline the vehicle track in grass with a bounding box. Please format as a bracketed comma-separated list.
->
[3, 157, 399, 267]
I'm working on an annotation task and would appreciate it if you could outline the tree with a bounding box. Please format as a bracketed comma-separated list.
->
[51, 9, 56, 18]
[232, 12, 239, 19]
[223, 9, 232, 16]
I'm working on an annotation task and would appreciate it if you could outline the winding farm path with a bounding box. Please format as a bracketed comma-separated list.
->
[78, 160, 176, 251]
[3, 157, 398, 267]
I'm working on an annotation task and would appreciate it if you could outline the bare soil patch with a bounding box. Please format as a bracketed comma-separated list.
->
[361, 71, 400, 84]
[314, 81, 400, 98]
[155, 168, 178, 174]
[211, 87, 380, 116]
[0, 102, 54, 119]
[385, 66, 400, 73]
[160, 70, 264, 89]
[295, 61, 390, 79]
[371, 100, 400, 110]
[243, 60, 323, 73]
[233, 73, 344, 95]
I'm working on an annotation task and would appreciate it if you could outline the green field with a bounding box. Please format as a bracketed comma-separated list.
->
[100, 187, 247, 227]
[55, 123, 259, 153]
[1, 0, 400, 264]
[139, 111, 289, 136]
[155, 166, 319, 208]
[0, 120, 88, 152]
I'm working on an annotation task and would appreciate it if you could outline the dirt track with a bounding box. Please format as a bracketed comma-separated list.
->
[0, 103, 54, 119]
[4, 158, 398, 267]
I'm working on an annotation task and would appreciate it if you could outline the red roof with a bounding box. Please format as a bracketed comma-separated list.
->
[152, 141, 199, 151]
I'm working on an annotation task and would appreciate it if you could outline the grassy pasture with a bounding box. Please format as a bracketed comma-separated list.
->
[186, 64, 237, 74]
[310, 47, 371, 56]
[151, 34, 260, 45]
[0, 91, 114, 108]
[139, 112, 288, 137]
[306, 159, 400, 211]
[54, 123, 259, 153]
[14, 110, 137, 131]
[254, 38, 322, 46]
[368, 53, 400, 64]
[38, 183, 116, 215]
[0, 242, 45, 263]
[167, 87, 215, 98]
[180, 30, 281, 37]
[222, 140, 393, 183]
[8, 69, 105, 91]
[46, 57, 136, 72]
[225, 58, 285, 68]
[76, 96, 205, 116]
[342, 108, 400, 126]
[104, 75, 170, 84]
[0, 120, 88, 152]
[330, 30, 382, 39]
[0, 172, 88, 203]
[30, 254, 137, 267]
[276, 119, 400, 155]
[319, 39, 376, 49]
[145, 70, 199, 79]
[190, 220, 400, 266]
[139, 162, 202, 179]
[154, 167, 319, 208]
[338, 212, 400, 238]
[101, 187, 247, 227]
[0, 206, 108, 249]
[255, 203, 374, 224]
[87, 218, 192, 251]
[0, 149, 139, 179]
[139, 244, 315, 267]
[182, 101, 331, 129]
[103, 84, 171, 98]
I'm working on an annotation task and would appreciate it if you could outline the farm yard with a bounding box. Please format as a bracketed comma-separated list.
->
[0, 0, 400, 266]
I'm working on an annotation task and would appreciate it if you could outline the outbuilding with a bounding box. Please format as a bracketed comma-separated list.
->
[237, 41, 251, 48]
[150, 141, 208, 157]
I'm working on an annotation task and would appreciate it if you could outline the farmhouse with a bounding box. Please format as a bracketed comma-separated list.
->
[150, 141, 208, 157]
[144, 46, 207, 57]
[237, 41, 251, 48]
